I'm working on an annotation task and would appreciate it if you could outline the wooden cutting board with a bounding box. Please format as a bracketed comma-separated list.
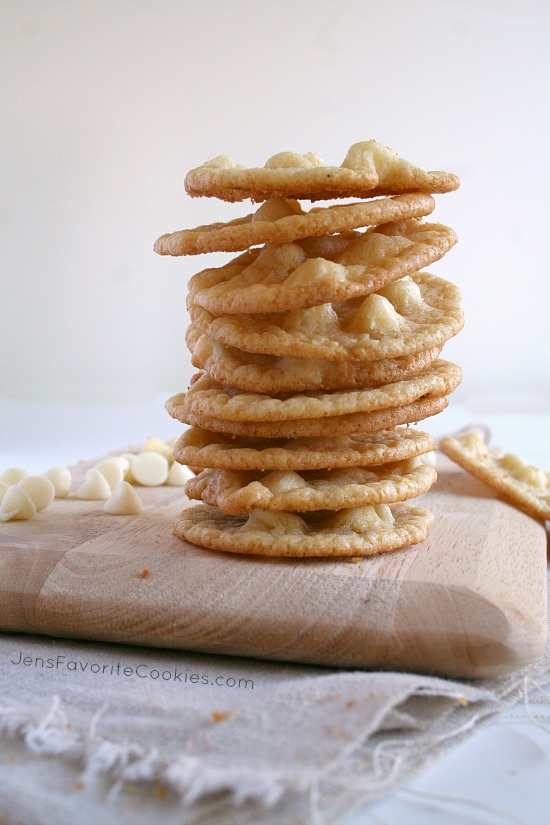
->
[0, 452, 547, 679]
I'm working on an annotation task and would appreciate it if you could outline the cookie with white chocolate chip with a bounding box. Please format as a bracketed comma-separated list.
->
[185, 457, 437, 515]
[187, 272, 464, 362]
[186, 325, 443, 392]
[185, 218, 457, 311]
[168, 394, 451, 439]
[183, 139, 460, 202]
[171, 361, 461, 424]
[173, 427, 436, 472]
[154, 193, 437, 256]
[439, 432, 550, 521]
[174, 501, 434, 557]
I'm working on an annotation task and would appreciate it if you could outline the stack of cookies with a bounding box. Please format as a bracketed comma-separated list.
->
[155, 140, 463, 558]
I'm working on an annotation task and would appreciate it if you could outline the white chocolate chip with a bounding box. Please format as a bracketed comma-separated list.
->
[347, 294, 402, 334]
[260, 471, 307, 495]
[253, 198, 303, 222]
[520, 466, 548, 488]
[0, 486, 36, 521]
[139, 437, 174, 464]
[75, 468, 112, 500]
[421, 451, 438, 468]
[375, 504, 395, 523]
[107, 456, 130, 472]
[264, 151, 323, 169]
[44, 467, 72, 498]
[201, 155, 244, 170]
[336, 234, 411, 268]
[241, 509, 308, 535]
[94, 458, 126, 491]
[303, 152, 324, 167]
[18, 476, 55, 512]
[192, 334, 214, 363]
[104, 482, 143, 515]
[166, 462, 195, 486]
[131, 452, 169, 487]
[500, 453, 547, 487]
[0, 482, 9, 504]
[341, 140, 414, 178]
[120, 454, 137, 482]
[378, 275, 423, 314]
[0, 467, 29, 485]
[326, 505, 395, 533]
[283, 303, 339, 335]
[500, 453, 527, 473]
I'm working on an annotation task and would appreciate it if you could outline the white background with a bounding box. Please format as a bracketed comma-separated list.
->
[1, 0, 550, 412]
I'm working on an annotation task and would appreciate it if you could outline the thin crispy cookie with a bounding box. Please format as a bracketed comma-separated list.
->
[169, 394, 449, 438]
[184, 139, 460, 202]
[174, 427, 436, 471]
[185, 457, 437, 514]
[187, 220, 457, 312]
[187, 326, 442, 392]
[174, 502, 434, 557]
[176, 360, 461, 423]
[439, 432, 550, 520]
[188, 272, 464, 362]
[154, 193, 435, 256]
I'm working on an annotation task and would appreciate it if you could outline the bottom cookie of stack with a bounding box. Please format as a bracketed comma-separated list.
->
[173, 501, 434, 558]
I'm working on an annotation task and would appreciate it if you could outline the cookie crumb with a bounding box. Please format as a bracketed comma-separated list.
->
[211, 709, 237, 723]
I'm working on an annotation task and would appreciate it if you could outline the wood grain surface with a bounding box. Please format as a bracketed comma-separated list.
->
[0, 453, 547, 678]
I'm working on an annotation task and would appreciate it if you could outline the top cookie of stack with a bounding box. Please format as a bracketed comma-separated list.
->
[156, 140, 463, 558]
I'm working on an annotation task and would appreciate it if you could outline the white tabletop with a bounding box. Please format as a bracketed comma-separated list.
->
[1, 396, 549, 825]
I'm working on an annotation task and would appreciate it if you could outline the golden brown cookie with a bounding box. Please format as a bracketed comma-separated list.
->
[173, 501, 434, 557]
[169, 394, 450, 438]
[183, 139, 460, 202]
[173, 427, 436, 471]
[154, 193, 436, 256]
[187, 272, 464, 362]
[187, 220, 457, 312]
[439, 432, 550, 521]
[185, 457, 437, 514]
[174, 360, 461, 423]
[187, 326, 442, 392]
